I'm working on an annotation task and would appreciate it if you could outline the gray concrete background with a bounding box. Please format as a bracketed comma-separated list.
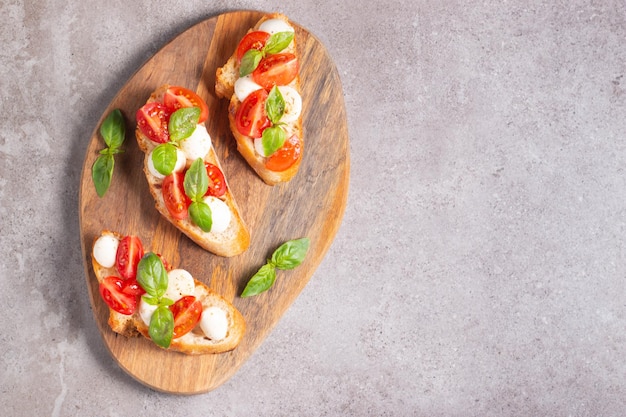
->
[2, 0, 626, 415]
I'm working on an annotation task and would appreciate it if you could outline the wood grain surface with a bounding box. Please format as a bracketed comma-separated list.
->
[78, 10, 349, 394]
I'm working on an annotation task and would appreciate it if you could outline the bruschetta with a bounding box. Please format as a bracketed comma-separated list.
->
[215, 13, 303, 185]
[135, 85, 250, 256]
[91, 230, 246, 354]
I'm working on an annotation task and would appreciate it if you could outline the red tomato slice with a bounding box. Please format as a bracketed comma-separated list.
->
[236, 31, 270, 62]
[163, 86, 209, 124]
[169, 295, 203, 338]
[121, 279, 146, 297]
[115, 235, 144, 280]
[265, 134, 302, 172]
[235, 89, 271, 138]
[162, 172, 191, 220]
[99, 276, 137, 315]
[136, 102, 172, 144]
[252, 53, 299, 90]
[156, 253, 172, 271]
[204, 162, 227, 197]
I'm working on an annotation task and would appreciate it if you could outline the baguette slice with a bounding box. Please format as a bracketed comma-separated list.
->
[136, 85, 250, 257]
[215, 13, 304, 185]
[91, 230, 246, 355]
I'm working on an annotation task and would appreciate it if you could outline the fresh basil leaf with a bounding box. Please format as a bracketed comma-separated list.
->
[100, 109, 125, 150]
[189, 201, 213, 232]
[149, 305, 174, 349]
[152, 143, 177, 176]
[271, 238, 310, 270]
[240, 49, 263, 77]
[141, 295, 160, 306]
[137, 252, 169, 298]
[261, 126, 286, 157]
[160, 297, 174, 307]
[92, 154, 114, 198]
[241, 263, 277, 297]
[184, 158, 209, 201]
[169, 107, 200, 142]
[266, 86, 285, 124]
[263, 31, 294, 54]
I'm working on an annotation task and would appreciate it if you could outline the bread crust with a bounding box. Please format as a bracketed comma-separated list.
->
[136, 85, 250, 256]
[91, 230, 246, 355]
[215, 13, 304, 186]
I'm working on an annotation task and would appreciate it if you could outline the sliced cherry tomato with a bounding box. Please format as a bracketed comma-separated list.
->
[204, 162, 227, 197]
[235, 89, 271, 138]
[169, 295, 203, 338]
[121, 279, 146, 297]
[252, 53, 299, 90]
[163, 86, 209, 124]
[265, 134, 302, 172]
[156, 253, 172, 271]
[236, 31, 270, 62]
[99, 276, 137, 315]
[136, 102, 171, 144]
[162, 172, 191, 220]
[115, 235, 144, 280]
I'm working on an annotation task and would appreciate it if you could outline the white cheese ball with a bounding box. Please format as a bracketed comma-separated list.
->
[258, 18, 294, 35]
[200, 306, 228, 341]
[180, 125, 212, 161]
[92, 235, 119, 268]
[278, 86, 302, 123]
[163, 269, 195, 301]
[202, 196, 232, 233]
[235, 75, 263, 102]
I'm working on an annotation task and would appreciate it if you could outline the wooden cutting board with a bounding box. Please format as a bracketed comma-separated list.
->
[78, 11, 349, 394]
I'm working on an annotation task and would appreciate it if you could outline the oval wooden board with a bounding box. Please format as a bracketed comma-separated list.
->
[78, 10, 349, 394]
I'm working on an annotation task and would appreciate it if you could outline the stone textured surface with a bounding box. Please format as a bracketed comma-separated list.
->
[2, 0, 626, 415]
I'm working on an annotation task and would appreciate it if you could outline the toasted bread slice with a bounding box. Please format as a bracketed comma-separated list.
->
[136, 85, 250, 257]
[91, 230, 246, 355]
[215, 13, 304, 185]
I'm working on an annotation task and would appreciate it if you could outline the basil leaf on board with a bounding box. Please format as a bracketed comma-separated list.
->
[271, 238, 310, 270]
[100, 109, 126, 150]
[92, 154, 114, 198]
[189, 201, 213, 232]
[151, 143, 177, 176]
[184, 158, 209, 201]
[266, 86, 285, 124]
[136, 252, 169, 299]
[99, 147, 123, 155]
[263, 31, 294, 55]
[148, 305, 174, 349]
[240, 49, 263, 77]
[169, 107, 200, 142]
[241, 263, 277, 298]
[261, 126, 286, 157]
[92, 108, 126, 197]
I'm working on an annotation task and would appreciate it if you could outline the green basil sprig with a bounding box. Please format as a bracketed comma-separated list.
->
[240, 31, 294, 77]
[136, 252, 175, 348]
[261, 86, 287, 156]
[241, 238, 310, 297]
[92, 109, 125, 197]
[184, 158, 213, 232]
